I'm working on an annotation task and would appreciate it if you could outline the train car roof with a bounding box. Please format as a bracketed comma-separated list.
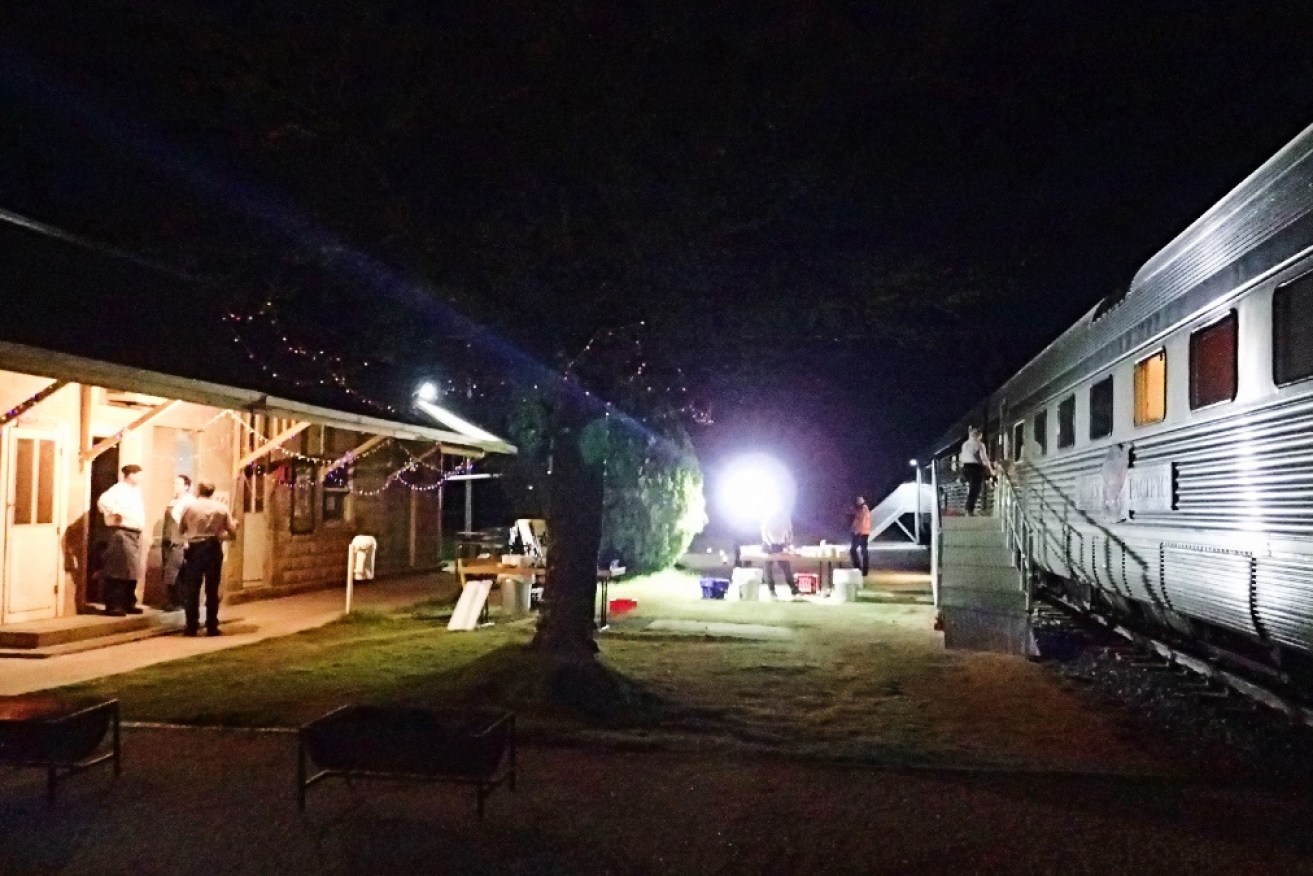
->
[926, 121, 1313, 458]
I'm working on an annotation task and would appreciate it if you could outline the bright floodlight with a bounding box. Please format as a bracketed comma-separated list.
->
[416, 381, 439, 402]
[908, 458, 918, 467]
[718, 453, 794, 532]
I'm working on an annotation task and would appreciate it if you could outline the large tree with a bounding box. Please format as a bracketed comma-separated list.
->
[0, 2, 993, 663]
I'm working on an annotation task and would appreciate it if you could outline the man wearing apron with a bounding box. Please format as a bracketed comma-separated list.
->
[96, 464, 147, 616]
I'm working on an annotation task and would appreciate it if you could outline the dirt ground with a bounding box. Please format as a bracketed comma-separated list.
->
[2, 728, 1311, 875]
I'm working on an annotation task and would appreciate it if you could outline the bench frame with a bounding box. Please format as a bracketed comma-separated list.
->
[0, 699, 122, 803]
[297, 707, 516, 819]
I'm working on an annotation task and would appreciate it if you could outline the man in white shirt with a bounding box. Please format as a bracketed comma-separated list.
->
[96, 464, 147, 616]
[760, 506, 799, 599]
[178, 481, 238, 636]
[160, 475, 193, 612]
[958, 427, 994, 516]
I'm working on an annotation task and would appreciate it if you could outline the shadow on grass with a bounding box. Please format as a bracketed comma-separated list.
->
[429, 644, 667, 730]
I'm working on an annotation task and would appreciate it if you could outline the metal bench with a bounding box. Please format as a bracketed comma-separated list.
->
[0, 698, 121, 802]
[298, 705, 516, 818]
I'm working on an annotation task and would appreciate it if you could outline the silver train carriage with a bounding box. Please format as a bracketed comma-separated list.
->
[928, 121, 1313, 669]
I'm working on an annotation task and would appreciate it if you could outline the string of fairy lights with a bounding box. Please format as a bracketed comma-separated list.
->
[223, 302, 402, 416]
[0, 380, 475, 498]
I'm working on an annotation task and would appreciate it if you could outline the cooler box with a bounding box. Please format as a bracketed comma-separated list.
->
[795, 573, 820, 595]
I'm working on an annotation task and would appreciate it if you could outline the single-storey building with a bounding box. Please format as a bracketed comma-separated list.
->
[0, 339, 514, 630]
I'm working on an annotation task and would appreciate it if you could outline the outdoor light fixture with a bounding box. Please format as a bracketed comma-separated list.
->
[416, 381, 439, 402]
[909, 458, 918, 467]
[717, 452, 795, 532]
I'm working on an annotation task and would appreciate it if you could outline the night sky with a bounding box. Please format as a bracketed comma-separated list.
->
[3, 2, 1313, 538]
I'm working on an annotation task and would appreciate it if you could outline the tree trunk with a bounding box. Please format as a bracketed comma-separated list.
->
[532, 398, 605, 657]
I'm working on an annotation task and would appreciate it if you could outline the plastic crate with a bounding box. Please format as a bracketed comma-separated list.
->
[794, 573, 820, 595]
[699, 578, 730, 599]
[609, 598, 638, 615]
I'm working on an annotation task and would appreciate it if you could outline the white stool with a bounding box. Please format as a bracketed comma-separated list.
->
[731, 567, 763, 602]
[830, 568, 862, 603]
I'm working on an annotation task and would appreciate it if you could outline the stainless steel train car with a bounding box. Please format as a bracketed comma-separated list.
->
[928, 121, 1313, 674]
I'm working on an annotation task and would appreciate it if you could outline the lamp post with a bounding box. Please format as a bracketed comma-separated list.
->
[910, 459, 922, 544]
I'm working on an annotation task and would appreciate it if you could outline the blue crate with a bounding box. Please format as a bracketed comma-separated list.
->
[699, 578, 729, 600]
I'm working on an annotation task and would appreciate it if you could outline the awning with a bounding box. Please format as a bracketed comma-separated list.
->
[0, 340, 516, 457]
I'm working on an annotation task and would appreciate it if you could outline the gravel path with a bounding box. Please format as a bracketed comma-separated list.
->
[4, 728, 1313, 874]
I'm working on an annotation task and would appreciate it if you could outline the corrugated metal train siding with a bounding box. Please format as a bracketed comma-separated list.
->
[1161, 544, 1256, 636]
[1254, 554, 1313, 649]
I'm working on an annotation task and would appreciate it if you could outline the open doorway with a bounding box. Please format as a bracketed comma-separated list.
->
[85, 440, 120, 610]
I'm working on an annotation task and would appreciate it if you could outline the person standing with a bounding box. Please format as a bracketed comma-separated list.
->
[178, 481, 238, 636]
[760, 506, 799, 599]
[850, 496, 871, 577]
[96, 464, 147, 616]
[160, 475, 192, 612]
[959, 426, 994, 516]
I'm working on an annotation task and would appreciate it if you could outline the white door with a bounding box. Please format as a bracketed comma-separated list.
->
[3, 429, 64, 623]
[240, 416, 268, 588]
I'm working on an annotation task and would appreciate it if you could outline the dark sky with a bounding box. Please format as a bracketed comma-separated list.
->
[3, 2, 1313, 537]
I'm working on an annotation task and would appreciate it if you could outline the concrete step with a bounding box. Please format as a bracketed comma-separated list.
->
[941, 545, 1015, 568]
[942, 529, 1011, 548]
[941, 606, 1035, 655]
[941, 565, 1024, 592]
[0, 615, 251, 659]
[0, 610, 183, 649]
[939, 588, 1029, 612]
[942, 516, 1003, 531]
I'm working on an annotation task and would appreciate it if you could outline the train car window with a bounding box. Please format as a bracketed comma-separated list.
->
[1189, 311, 1238, 409]
[1011, 422, 1024, 461]
[1058, 395, 1076, 448]
[1274, 273, 1313, 386]
[1033, 409, 1048, 455]
[1133, 350, 1167, 426]
[1089, 376, 1114, 439]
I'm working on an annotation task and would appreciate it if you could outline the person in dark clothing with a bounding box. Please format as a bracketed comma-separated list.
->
[160, 474, 192, 611]
[959, 427, 993, 516]
[178, 481, 237, 636]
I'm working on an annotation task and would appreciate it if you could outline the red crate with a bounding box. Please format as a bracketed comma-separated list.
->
[795, 573, 820, 594]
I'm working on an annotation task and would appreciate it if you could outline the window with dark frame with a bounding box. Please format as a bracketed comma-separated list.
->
[322, 463, 351, 522]
[1189, 311, 1238, 409]
[1058, 395, 1076, 448]
[1033, 409, 1048, 455]
[1089, 375, 1114, 440]
[1274, 273, 1313, 386]
[1012, 421, 1024, 461]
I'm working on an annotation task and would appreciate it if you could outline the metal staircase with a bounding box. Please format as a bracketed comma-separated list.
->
[932, 470, 1036, 655]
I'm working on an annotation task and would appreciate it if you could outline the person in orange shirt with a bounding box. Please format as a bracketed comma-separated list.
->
[850, 496, 871, 577]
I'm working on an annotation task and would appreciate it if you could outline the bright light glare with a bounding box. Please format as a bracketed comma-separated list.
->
[717, 453, 794, 532]
[416, 381, 439, 402]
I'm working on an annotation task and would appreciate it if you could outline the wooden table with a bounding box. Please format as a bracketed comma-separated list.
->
[459, 561, 544, 624]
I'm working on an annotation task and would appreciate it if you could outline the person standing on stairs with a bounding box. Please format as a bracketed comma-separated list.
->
[959, 426, 993, 516]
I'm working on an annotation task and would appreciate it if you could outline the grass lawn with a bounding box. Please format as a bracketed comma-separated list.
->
[54, 571, 1169, 771]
